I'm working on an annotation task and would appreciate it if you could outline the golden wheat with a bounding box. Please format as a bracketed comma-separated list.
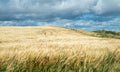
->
[0, 26, 120, 72]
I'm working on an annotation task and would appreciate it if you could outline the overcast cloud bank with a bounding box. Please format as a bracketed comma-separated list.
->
[0, 0, 120, 31]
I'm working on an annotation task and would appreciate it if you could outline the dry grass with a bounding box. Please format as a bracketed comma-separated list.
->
[0, 26, 120, 72]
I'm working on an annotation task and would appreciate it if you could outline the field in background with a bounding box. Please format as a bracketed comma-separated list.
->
[0, 26, 120, 72]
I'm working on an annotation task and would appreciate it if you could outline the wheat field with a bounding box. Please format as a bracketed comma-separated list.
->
[0, 26, 120, 72]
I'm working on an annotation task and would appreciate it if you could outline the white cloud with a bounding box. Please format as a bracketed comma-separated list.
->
[93, 0, 120, 14]
[0, 0, 120, 31]
[0, 0, 120, 17]
[0, 17, 120, 31]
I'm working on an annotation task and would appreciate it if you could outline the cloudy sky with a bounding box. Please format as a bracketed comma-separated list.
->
[0, 0, 120, 31]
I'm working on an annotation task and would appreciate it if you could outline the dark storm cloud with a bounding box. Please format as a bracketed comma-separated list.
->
[0, 0, 120, 31]
[0, 0, 120, 21]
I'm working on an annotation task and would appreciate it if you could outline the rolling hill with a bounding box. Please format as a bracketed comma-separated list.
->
[0, 26, 120, 72]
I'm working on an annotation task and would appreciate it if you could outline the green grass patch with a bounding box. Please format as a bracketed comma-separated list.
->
[93, 30, 120, 39]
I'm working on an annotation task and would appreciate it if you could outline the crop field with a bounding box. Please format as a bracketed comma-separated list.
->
[0, 26, 120, 72]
